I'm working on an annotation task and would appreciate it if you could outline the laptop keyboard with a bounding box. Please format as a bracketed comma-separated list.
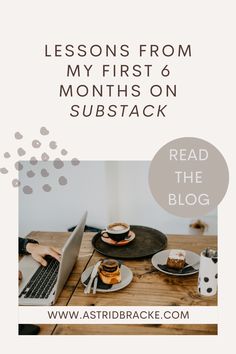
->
[19, 256, 59, 299]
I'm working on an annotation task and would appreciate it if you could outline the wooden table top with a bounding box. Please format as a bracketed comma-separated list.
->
[24, 231, 217, 335]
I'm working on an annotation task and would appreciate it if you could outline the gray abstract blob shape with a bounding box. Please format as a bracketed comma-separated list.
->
[30, 157, 38, 165]
[12, 179, 21, 187]
[42, 184, 52, 192]
[49, 141, 57, 149]
[40, 127, 49, 135]
[23, 185, 33, 194]
[15, 132, 23, 140]
[17, 147, 26, 156]
[41, 168, 49, 177]
[53, 158, 64, 169]
[15, 161, 23, 171]
[27, 170, 35, 178]
[41, 152, 49, 161]
[0, 167, 8, 174]
[32, 140, 41, 148]
[58, 176, 67, 185]
[4, 152, 11, 158]
[61, 149, 68, 156]
[71, 158, 80, 166]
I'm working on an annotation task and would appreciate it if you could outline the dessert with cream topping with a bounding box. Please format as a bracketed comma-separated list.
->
[167, 249, 186, 270]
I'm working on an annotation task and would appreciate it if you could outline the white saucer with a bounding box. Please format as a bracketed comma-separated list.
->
[81, 264, 133, 292]
[151, 249, 200, 276]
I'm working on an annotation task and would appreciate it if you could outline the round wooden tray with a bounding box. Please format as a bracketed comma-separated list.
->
[92, 225, 167, 259]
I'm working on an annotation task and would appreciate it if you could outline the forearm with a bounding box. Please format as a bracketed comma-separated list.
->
[19, 238, 61, 266]
[18, 237, 39, 255]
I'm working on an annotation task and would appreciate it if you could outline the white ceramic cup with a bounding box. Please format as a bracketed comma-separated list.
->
[198, 249, 218, 296]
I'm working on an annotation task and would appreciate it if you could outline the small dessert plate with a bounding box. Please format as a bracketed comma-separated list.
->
[101, 230, 135, 246]
[152, 249, 200, 276]
[81, 264, 133, 292]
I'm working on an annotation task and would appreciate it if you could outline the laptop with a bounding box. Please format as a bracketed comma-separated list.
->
[19, 212, 87, 305]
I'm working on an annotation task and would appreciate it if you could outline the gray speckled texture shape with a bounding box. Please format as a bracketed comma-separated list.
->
[17, 147, 26, 156]
[61, 149, 68, 156]
[53, 158, 64, 169]
[58, 176, 67, 185]
[27, 170, 35, 178]
[41, 152, 49, 161]
[49, 141, 57, 149]
[42, 184, 52, 192]
[15, 132, 23, 140]
[12, 179, 21, 187]
[71, 158, 80, 166]
[4, 152, 11, 158]
[40, 127, 49, 135]
[32, 140, 41, 148]
[23, 185, 33, 194]
[30, 157, 38, 165]
[41, 168, 49, 177]
[0, 167, 8, 174]
[15, 161, 23, 171]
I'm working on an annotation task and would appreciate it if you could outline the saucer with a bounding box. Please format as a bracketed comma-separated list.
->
[151, 250, 200, 276]
[101, 230, 135, 246]
[81, 264, 133, 293]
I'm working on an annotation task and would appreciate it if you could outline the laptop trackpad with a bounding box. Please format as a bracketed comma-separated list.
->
[19, 256, 40, 294]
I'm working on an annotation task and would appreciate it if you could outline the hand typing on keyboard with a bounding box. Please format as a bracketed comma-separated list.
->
[26, 243, 61, 266]
[19, 255, 60, 299]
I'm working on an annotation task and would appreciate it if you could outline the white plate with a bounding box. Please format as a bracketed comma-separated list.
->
[81, 264, 133, 292]
[151, 249, 200, 276]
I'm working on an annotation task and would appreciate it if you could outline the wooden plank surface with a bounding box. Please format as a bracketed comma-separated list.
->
[53, 324, 217, 336]
[22, 231, 217, 335]
[69, 234, 217, 307]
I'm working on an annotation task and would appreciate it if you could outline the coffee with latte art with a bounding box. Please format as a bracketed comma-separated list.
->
[108, 223, 128, 232]
[102, 222, 130, 242]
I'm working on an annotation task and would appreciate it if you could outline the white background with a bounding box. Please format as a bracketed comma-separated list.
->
[0, 0, 235, 353]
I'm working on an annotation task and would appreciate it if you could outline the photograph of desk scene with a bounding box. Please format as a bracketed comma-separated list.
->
[18, 161, 217, 335]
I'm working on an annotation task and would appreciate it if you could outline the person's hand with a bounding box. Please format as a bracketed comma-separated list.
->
[26, 243, 61, 266]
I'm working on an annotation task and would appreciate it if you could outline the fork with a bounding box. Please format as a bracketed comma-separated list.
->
[93, 276, 98, 294]
[84, 261, 101, 294]
[177, 261, 200, 273]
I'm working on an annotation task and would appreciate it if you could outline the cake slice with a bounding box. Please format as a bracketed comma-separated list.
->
[167, 249, 186, 270]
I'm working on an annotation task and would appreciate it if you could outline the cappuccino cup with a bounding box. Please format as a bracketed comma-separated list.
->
[101, 222, 130, 242]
